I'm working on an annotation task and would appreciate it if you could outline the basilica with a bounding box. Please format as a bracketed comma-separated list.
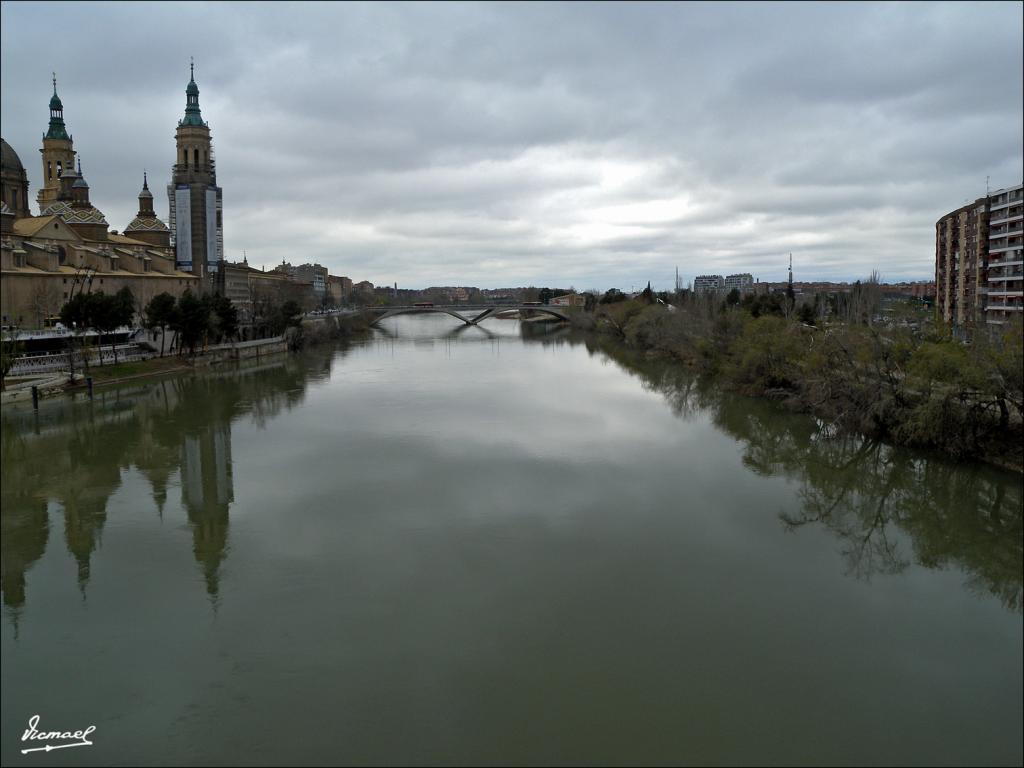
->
[0, 68, 224, 328]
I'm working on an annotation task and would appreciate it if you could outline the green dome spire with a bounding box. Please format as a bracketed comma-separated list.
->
[180, 57, 206, 127]
[49, 73, 63, 110]
[45, 73, 70, 141]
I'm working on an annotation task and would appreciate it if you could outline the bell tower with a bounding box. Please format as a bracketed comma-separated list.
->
[37, 74, 76, 211]
[168, 59, 223, 287]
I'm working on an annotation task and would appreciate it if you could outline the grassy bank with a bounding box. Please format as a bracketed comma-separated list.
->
[576, 296, 1023, 472]
[75, 355, 193, 383]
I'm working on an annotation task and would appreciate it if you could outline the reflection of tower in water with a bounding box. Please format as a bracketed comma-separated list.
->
[181, 422, 234, 599]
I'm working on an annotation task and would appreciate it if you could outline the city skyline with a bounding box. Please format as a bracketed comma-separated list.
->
[1, 1, 1022, 290]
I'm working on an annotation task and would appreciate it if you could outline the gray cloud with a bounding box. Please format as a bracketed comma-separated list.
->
[2, 0, 1021, 290]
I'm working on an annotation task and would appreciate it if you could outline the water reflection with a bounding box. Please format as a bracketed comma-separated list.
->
[2, 330, 1021, 624]
[585, 337, 1024, 613]
[1, 355, 317, 614]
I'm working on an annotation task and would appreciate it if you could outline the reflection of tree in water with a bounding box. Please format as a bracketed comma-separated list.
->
[1, 351, 319, 612]
[591, 338, 1024, 613]
[0, 427, 49, 617]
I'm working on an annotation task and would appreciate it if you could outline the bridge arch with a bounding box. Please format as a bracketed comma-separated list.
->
[364, 305, 571, 327]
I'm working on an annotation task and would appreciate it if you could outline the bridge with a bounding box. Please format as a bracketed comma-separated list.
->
[360, 304, 572, 327]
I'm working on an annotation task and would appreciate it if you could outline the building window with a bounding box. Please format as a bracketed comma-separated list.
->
[47, 161, 52, 180]
[11, 189, 17, 210]
[194, 148, 199, 166]
[63, 292, 68, 299]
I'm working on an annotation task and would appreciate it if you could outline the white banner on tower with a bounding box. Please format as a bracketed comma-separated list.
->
[175, 186, 192, 270]
[206, 188, 219, 272]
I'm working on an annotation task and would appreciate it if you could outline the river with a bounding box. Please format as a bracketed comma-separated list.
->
[2, 315, 1021, 766]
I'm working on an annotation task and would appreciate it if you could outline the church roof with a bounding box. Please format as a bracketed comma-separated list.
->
[106, 233, 151, 246]
[41, 200, 108, 226]
[125, 215, 170, 233]
[12, 215, 63, 237]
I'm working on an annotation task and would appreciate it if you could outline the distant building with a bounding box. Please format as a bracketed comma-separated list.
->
[936, 182, 1022, 328]
[327, 274, 351, 305]
[219, 259, 291, 326]
[724, 273, 754, 294]
[693, 275, 724, 293]
[550, 292, 585, 307]
[293, 263, 328, 300]
[270, 261, 329, 308]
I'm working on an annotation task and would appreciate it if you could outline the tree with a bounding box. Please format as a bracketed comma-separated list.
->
[89, 292, 121, 365]
[30, 282, 61, 328]
[538, 288, 553, 304]
[60, 292, 94, 372]
[725, 288, 741, 307]
[600, 288, 627, 304]
[171, 290, 210, 357]
[144, 293, 177, 357]
[113, 287, 136, 326]
[210, 293, 239, 343]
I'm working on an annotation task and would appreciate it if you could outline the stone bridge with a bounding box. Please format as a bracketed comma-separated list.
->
[362, 304, 571, 327]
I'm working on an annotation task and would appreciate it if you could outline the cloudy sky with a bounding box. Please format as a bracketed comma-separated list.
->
[2, 1, 1021, 290]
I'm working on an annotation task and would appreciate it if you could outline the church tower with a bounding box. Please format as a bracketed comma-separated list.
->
[125, 172, 171, 247]
[168, 60, 223, 286]
[37, 74, 76, 211]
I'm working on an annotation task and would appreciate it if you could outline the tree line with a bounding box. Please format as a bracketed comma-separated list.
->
[58, 288, 304, 362]
[574, 285, 1024, 469]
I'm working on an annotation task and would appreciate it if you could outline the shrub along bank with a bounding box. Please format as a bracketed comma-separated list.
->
[577, 296, 1023, 471]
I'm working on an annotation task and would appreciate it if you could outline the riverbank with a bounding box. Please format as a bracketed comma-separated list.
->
[1, 313, 375, 405]
[575, 299, 1023, 473]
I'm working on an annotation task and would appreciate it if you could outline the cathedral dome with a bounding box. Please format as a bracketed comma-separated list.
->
[1, 138, 25, 174]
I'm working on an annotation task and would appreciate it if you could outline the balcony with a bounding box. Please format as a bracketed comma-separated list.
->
[989, 244, 1024, 254]
[989, 227, 1023, 239]
[990, 202, 1022, 214]
[989, 211, 1023, 226]
[987, 289, 1024, 297]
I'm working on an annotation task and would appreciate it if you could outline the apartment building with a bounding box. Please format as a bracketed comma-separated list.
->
[724, 273, 754, 294]
[693, 275, 724, 293]
[985, 184, 1023, 325]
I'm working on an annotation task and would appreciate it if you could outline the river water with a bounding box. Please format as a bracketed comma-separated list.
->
[2, 316, 1021, 766]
